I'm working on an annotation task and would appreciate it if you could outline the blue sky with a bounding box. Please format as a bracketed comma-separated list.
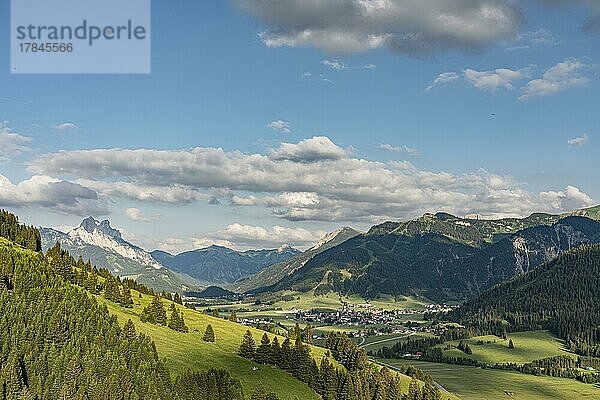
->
[0, 0, 598, 252]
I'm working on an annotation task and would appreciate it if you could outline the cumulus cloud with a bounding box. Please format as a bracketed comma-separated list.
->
[0, 174, 107, 216]
[125, 207, 159, 222]
[464, 67, 530, 91]
[78, 179, 209, 204]
[55, 122, 78, 131]
[379, 143, 418, 155]
[235, 0, 520, 56]
[269, 136, 348, 162]
[28, 136, 595, 223]
[268, 119, 292, 134]
[428, 67, 530, 92]
[0, 123, 31, 162]
[193, 223, 326, 250]
[567, 133, 589, 147]
[519, 59, 590, 101]
[425, 72, 460, 91]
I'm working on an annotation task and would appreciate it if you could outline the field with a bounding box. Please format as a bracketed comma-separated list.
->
[439, 331, 574, 365]
[380, 359, 600, 400]
[271, 291, 431, 311]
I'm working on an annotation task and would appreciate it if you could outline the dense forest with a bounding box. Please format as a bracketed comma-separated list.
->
[239, 329, 445, 400]
[0, 211, 41, 252]
[449, 244, 600, 356]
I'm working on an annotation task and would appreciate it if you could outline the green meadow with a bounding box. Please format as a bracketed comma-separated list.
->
[379, 359, 600, 400]
[439, 331, 574, 365]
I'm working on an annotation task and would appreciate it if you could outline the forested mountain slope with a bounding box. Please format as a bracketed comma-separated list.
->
[267, 216, 600, 301]
[450, 244, 600, 357]
[233, 227, 360, 293]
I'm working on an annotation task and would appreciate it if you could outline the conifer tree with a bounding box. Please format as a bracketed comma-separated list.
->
[168, 303, 189, 332]
[212, 309, 220, 318]
[173, 292, 183, 304]
[122, 319, 137, 340]
[509, 339, 514, 349]
[141, 295, 167, 325]
[256, 333, 272, 364]
[271, 336, 282, 366]
[203, 324, 215, 342]
[303, 323, 313, 344]
[229, 309, 238, 322]
[239, 330, 256, 359]
[121, 286, 134, 308]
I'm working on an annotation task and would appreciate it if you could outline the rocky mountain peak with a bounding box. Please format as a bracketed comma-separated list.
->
[78, 217, 122, 239]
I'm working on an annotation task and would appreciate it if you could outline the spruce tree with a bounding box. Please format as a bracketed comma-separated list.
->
[509, 338, 515, 349]
[141, 295, 167, 325]
[303, 323, 313, 344]
[239, 330, 256, 359]
[256, 333, 271, 364]
[122, 319, 137, 340]
[121, 286, 134, 308]
[229, 309, 238, 322]
[168, 303, 188, 333]
[212, 309, 220, 318]
[173, 292, 183, 304]
[203, 324, 215, 342]
[271, 336, 282, 366]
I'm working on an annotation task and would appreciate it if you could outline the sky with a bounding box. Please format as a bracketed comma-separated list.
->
[0, 0, 599, 253]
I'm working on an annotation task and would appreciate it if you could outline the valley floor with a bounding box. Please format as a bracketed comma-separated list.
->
[379, 359, 600, 400]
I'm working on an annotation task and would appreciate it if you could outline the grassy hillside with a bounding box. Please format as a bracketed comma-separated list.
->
[98, 292, 327, 399]
[381, 359, 600, 400]
[438, 331, 574, 365]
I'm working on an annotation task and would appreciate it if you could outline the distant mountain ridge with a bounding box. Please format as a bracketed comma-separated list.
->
[151, 244, 300, 285]
[231, 226, 360, 293]
[40, 217, 204, 293]
[256, 206, 600, 302]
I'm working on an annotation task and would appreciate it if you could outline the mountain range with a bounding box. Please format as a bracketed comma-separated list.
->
[252, 207, 600, 302]
[40, 217, 204, 293]
[231, 226, 360, 293]
[151, 244, 299, 285]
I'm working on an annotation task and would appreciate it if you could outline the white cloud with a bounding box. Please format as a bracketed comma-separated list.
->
[193, 223, 326, 251]
[464, 67, 530, 91]
[28, 137, 595, 223]
[519, 59, 590, 101]
[0, 174, 107, 216]
[322, 60, 347, 71]
[0, 123, 31, 162]
[269, 136, 348, 162]
[379, 143, 418, 155]
[77, 179, 209, 204]
[268, 119, 292, 134]
[505, 29, 557, 51]
[321, 59, 376, 71]
[425, 72, 460, 91]
[567, 133, 589, 147]
[125, 207, 159, 222]
[55, 122, 78, 131]
[235, 0, 520, 55]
